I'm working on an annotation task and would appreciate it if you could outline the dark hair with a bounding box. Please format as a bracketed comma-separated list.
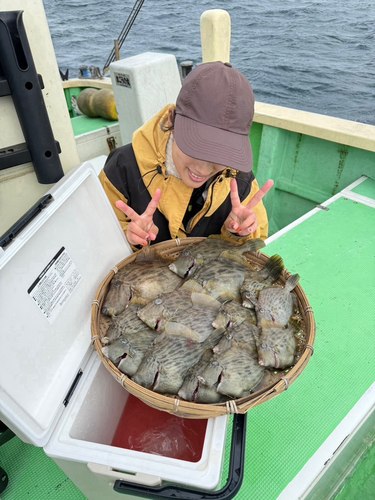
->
[160, 107, 176, 132]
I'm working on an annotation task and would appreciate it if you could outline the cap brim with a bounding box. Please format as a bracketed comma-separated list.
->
[174, 114, 253, 173]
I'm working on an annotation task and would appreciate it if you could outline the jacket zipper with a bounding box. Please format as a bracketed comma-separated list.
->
[186, 175, 222, 234]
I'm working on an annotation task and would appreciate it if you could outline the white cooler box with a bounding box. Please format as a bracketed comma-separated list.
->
[0, 161, 242, 500]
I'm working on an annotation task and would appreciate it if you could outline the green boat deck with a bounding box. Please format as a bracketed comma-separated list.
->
[221, 175, 375, 499]
[1, 177, 374, 499]
[71, 115, 119, 137]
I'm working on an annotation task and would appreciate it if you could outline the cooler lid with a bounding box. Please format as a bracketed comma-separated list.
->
[0, 161, 132, 446]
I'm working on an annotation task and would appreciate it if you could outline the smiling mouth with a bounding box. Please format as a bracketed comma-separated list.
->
[188, 168, 207, 182]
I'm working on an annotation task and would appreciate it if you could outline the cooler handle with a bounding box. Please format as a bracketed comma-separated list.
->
[87, 462, 162, 487]
[113, 413, 246, 500]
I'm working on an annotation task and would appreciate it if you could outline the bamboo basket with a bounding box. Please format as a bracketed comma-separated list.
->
[91, 237, 316, 419]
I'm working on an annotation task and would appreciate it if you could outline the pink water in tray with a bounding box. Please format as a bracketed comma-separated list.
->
[111, 394, 207, 462]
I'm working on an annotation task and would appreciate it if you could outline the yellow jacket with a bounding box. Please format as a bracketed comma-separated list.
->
[99, 105, 269, 245]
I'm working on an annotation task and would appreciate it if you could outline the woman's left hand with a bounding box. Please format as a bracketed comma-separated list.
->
[225, 179, 274, 236]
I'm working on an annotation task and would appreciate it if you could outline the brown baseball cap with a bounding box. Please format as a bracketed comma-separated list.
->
[174, 61, 255, 173]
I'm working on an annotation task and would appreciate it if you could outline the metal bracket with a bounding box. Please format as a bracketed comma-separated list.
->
[107, 136, 117, 152]
[0, 11, 64, 183]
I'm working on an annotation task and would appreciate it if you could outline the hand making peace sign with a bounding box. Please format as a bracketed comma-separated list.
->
[224, 179, 274, 236]
[116, 189, 162, 247]
[116, 178, 273, 246]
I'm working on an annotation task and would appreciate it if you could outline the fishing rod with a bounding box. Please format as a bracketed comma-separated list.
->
[102, 0, 146, 75]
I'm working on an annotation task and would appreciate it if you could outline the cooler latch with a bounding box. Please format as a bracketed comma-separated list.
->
[0, 194, 53, 248]
[63, 370, 83, 407]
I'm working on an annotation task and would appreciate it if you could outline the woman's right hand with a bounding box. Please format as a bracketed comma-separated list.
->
[116, 189, 162, 246]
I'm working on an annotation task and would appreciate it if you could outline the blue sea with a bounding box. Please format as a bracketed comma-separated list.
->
[43, 0, 375, 125]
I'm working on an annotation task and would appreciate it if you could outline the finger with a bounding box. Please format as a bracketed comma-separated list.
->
[143, 189, 162, 218]
[149, 223, 159, 240]
[225, 222, 240, 234]
[224, 213, 239, 233]
[116, 200, 141, 222]
[229, 179, 242, 211]
[128, 222, 159, 246]
[127, 222, 150, 246]
[142, 222, 159, 241]
[246, 180, 274, 211]
[237, 212, 258, 235]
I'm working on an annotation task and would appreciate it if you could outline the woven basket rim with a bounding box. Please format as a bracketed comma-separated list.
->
[91, 237, 316, 418]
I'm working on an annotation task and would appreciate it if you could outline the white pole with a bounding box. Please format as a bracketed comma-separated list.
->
[200, 9, 231, 64]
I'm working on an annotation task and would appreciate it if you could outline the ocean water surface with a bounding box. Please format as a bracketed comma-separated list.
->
[43, 0, 375, 125]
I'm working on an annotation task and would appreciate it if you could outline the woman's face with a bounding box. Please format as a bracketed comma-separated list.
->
[171, 137, 225, 188]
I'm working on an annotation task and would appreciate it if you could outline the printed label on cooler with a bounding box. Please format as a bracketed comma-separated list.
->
[28, 247, 82, 324]
[114, 71, 132, 88]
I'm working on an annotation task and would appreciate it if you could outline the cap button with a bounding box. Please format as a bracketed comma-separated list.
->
[224, 62, 232, 67]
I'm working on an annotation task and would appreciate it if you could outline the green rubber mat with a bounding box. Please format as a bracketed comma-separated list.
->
[221, 196, 375, 499]
[71, 115, 118, 136]
[0, 436, 86, 499]
[351, 177, 375, 200]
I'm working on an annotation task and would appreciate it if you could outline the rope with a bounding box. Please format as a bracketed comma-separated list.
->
[111, 266, 119, 275]
[92, 300, 100, 307]
[226, 400, 239, 414]
[120, 374, 127, 387]
[281, 377, 290, 390]
[175, 237, 181, 246]
[173, 398, 180, 413]
[304, 306, 313, 314]
[91, 335, 100, 344]
[306, 344, 314, 355]
[103, 0, 146, 73]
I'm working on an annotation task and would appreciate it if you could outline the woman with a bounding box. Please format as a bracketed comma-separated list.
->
[99, 61, 273, 249]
